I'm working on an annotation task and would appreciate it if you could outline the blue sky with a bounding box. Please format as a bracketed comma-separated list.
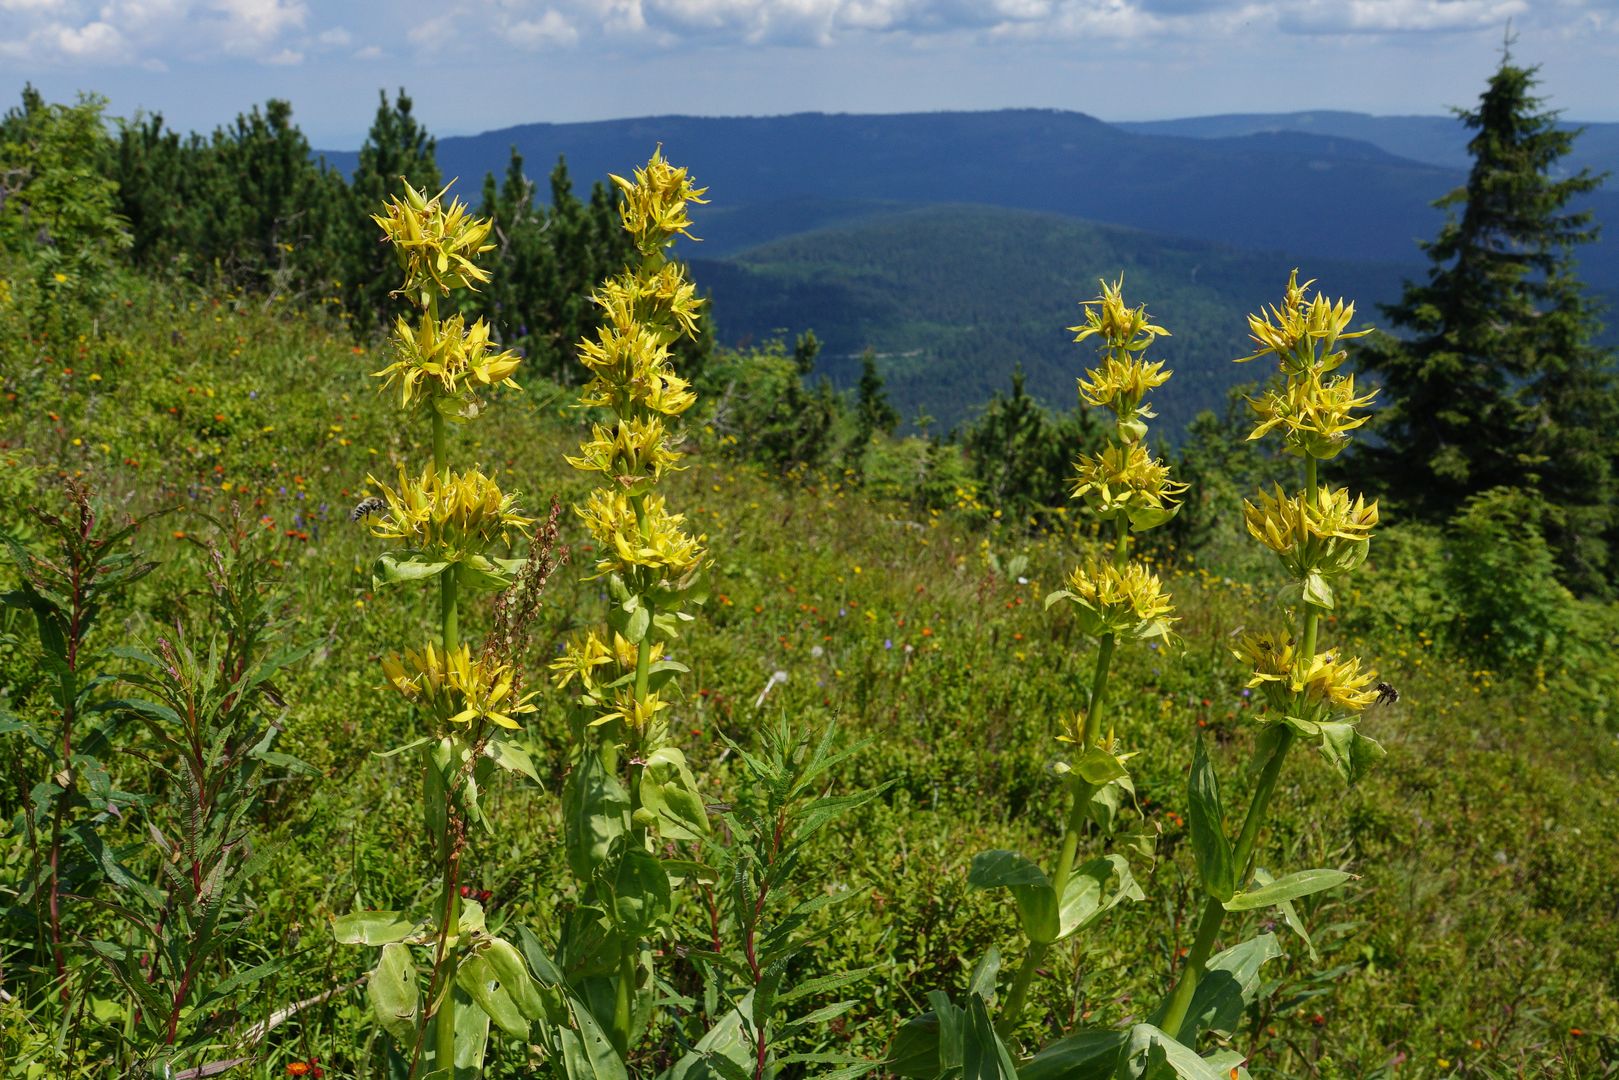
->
[3, 0, 1616, 146]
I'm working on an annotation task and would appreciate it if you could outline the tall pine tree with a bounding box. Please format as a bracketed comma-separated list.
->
[1359, 47, 1617, 592]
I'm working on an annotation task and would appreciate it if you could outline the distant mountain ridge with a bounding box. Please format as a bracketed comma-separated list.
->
[687, 203, 1416, 434]
[317, 108, 1618, 286]
[317, 108, 1617, 432]
[1115, 110, 1619, 177]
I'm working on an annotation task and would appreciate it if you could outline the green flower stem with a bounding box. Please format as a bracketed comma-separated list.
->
[612, 952, 635, 1057]
[430, 376, 459, 1076]
[1155, 726, 1295, 1040]
[1000, 606, 1118, 1029]
[1158, 450, 1321, 1041]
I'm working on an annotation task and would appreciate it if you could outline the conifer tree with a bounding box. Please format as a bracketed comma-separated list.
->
[345, 90, 439, 323]
[1359, 47, 1617, 591]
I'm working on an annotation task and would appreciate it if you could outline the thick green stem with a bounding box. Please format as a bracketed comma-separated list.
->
[1080, 634, 1116, 749]
[1158, 450, 1321, 1041]
[433, 844, 461, 1074]
[429, 397, 460, 1075]
[1155, 727, 1294, 1039]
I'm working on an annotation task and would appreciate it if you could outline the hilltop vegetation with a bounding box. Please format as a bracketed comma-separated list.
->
[2, 253, 1618, 1077]
[4, 66, 1619, 1079]
[691, 204, 1412, 432]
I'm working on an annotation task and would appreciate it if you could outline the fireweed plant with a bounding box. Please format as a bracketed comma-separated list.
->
[330, 179, 564, 1077]
[544, 148, 713, 1061]
[986, 280, 1183, 1028]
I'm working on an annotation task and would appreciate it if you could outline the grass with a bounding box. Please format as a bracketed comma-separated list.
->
[2, 265, 1617, 1078]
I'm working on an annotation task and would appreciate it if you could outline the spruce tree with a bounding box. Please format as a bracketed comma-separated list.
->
[1359, 48, 1617, 591]
[345, 89, 439, 323]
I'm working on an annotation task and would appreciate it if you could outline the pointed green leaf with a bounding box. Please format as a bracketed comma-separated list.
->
[1188, 737, 1234, 902]
[1222, 869, 1353, 912]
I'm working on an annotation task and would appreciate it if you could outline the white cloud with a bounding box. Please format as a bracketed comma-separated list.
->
[508, 10, 579, 46]
[1276, 0, 1528, 34]
[54, 19, 127, 57]
[0, 0, 1607, 75]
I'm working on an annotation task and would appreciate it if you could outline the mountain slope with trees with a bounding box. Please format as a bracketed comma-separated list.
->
[692, 203, 1414, 432]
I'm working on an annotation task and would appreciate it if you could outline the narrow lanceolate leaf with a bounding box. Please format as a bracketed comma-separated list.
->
[776, 965, 877, 1005]
[1222, 869, 1354, 911]
[1188, 737, 1234, 902]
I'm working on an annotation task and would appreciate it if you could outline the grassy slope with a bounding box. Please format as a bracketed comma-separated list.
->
[2, 272, 1617, 1077]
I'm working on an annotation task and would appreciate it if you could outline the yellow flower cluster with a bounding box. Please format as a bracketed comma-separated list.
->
[1231, 631, 1379, 720]
[1244, 484, 1378, 574]
[1049, 560, 1177, 641]
[577, 490, 704, 577]
[367, 464, 533, 560]
[382, 641, 537, 730]
[375, 312, 522, 413]
[547, 630, 669, 732]
[373, 180, 495, 303]
[1237, 270, 1369, 372]
[1070, 279, 1174, 446]
[612, 149, 709, 254]
[570, 149, 707, 560]
[566, 417, 684, 489]
[1238, 270, 1377, 457]
[1070, 442, 1188, 528]
[549, 629, 627, 693]
[1070, 277, 1170, 354]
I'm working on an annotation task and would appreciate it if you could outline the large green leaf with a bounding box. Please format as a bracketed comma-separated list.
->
[560, 993, 629, 1080]
[1020, 1030, 1128, 1080]
[333, 909, 418, 946]
[1222, 869, 1352, 911]
[453, 984, 490, 1079]
[482, 936, 559, 1023]
[1059, 854, 1145, 940]
[968, 850, 1058, 944]
[1317, 722, 1385, 786]
[638, 746, 709, 840]
[368, 942, 419, 1047]
[563, 749, 630, 880]
[456, 952, 529, 1038]
[1113, 1024, 1225, 1080]
[372, 549, 449, 589]
[665, 992, 755, 1080]
[609, 847, 673, 938]
[1176, 933, 1282, 1042]
[887, 1009, 950, 1078]
[1188, 737, 1234, 902]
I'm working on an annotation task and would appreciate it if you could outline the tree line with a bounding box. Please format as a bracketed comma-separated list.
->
[3, 54, 1616, 601]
